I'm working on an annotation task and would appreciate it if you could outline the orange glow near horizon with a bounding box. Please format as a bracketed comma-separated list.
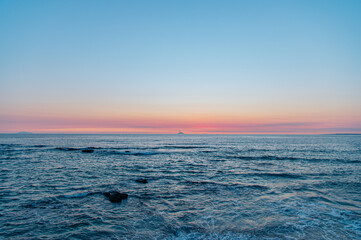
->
[1, 111, 360, 134]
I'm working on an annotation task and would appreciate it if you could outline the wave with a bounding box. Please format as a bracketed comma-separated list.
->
[348, 160, 361, 163]
[51, 146, 177, 157]
[230, 155, 301, 161]
[245, 172, 304, 179]
[313, 180, 361, 190]
[32, 145, 47, 148]
[184, 180, 269, 190]
[168, 231, 250, 240]
[61, 191, 101, 199]
[55, 147, 82, 151]
[53, 146, 173, 155]
[255, 162, 275, 166]
[23, 197, 62, 209]
[0, 143, 22, 147]
[220, 154, 360, 164]
[160, 145, 209, 149]
[0, 144, 48, 149]
[23, 191, 103, 209]
[108, 150, 166, 156]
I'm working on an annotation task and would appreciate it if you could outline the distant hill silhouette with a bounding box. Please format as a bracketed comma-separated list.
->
[16, 131, 34, 134]
[325, 133, 361, 135]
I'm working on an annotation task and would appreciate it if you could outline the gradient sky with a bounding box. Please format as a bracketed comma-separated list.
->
[1, 0, 361, 134]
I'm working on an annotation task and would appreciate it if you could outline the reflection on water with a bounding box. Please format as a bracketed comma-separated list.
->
[0, 134, 360, 239]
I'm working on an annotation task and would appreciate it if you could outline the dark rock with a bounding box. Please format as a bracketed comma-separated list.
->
[125, 150, 131, 153]
[103, 191, 128, 202]
[135, 178, 148, 184]
[82, 149, 94, 153]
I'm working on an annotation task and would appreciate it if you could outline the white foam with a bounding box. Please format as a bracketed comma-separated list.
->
[62, 192, 90, 198]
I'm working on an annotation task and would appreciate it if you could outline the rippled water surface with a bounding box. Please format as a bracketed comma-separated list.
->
[0, 134, 360, 239]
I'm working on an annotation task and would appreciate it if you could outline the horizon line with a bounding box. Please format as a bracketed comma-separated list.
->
[1, 132, 361, 135]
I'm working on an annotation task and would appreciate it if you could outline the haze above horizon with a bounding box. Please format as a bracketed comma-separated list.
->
[1, 0, 361, 134]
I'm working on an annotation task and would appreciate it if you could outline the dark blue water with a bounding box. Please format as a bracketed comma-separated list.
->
[0, 134, 360, 239]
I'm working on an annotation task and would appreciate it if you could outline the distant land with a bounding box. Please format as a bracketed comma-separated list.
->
[16, 131, 34, 134]
[325, 133, 361, 135]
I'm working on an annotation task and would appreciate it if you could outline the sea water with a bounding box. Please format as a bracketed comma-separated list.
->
[0, 134, 360, 239]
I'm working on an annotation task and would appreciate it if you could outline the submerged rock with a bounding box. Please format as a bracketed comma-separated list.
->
[103, 191, 128, 202]
[135, 178, 148, 184]
[82, 149, 94, 153]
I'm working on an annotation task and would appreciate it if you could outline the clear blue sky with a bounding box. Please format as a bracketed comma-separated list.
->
[1, 0, 361, 133]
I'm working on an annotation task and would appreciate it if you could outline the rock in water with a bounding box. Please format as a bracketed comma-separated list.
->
[135, 178, 148, 184]
[103, 191, 128, 202]
[82, 149, 94, 153]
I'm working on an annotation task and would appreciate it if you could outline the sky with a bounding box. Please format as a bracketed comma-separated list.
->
[1, 0, 361, 134]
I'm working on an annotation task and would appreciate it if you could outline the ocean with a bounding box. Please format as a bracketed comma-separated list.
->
[0, 134, 360, 239]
